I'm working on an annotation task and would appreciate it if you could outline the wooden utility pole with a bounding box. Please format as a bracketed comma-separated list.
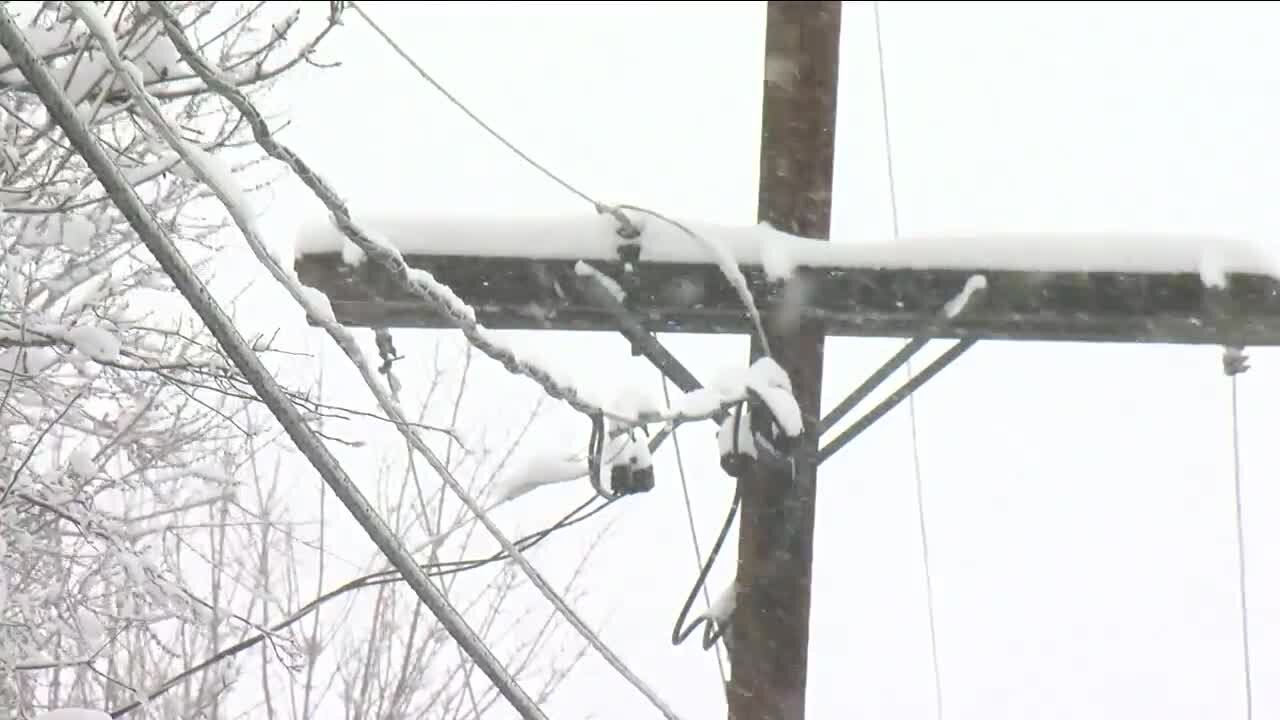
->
[728, 3, 842, 720]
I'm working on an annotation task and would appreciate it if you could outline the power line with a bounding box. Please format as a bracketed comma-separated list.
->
[1224, 348, 1253, 720]
[671, 486, 740, 652]
[662, 376, 729, 686]
[346, 2, 773, 359]
[872, 3, 944, 718]
[349, 4, 591, 209]
[346, 1, 636, 237]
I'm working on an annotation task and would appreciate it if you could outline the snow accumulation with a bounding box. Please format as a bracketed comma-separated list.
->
[298, 286, 335, 324]
[744, 357, 803, 437]
[69, 2, 119, 57]
[491, 451, 586, 504]
[700, 580, 736, 624]
[7, 9, 188, 105]
[574, 260, 626, 302]
[293, 213, 1280, 279]
[34, 710, 111, 720]
[0, 26, 80, 84]
[19, 215, 96, 252]
[66, 325, 121, 363]
[943, 274, 988, 318]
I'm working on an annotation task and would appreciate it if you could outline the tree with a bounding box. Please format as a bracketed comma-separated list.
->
[0, 1, 330, 713]
[0, 4, 594, 718]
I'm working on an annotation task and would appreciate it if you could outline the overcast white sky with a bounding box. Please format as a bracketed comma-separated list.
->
[233, 2, 1280, 718]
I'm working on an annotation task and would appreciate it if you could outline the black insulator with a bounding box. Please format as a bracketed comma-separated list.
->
[617, 240, 642, 265]
[631, 465, 655, 493]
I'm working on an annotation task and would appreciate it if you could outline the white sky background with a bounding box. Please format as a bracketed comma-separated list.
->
[217, 1, 1280, 718]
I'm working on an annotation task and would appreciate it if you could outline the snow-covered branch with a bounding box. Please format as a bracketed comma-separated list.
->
[0, 6, 550, 719]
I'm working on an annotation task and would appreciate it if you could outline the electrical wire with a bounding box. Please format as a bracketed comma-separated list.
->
[872, 3, 944, 718]
[671, 484, 741, 651]
[347, 2, 604, 216]
[1227, 372, 1254, 720]
[662, 376, 729, 684]
[346, 1, 773, 360]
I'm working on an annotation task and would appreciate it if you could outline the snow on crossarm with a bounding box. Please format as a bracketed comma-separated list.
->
[295, 212, 1280, 280]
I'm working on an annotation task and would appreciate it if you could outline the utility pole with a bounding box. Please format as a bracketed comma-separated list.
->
[727, 3, 842, 720]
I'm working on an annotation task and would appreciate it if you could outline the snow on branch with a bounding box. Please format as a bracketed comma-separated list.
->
[34, 708, 110, 720]
[2, 8, 554, 719]
[0, 5, 360, 715]
[0, 1, 336, 106]
[141, 5, 682, 717]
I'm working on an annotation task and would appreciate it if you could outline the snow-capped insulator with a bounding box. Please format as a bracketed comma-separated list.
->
[747, 386, 795, 464]
[718, 357, 805, 479]
[717, 403, 755, 478]
[588, 415, 655, 498]
[609, 432, 655, 497]
[717, 401, 792, 478]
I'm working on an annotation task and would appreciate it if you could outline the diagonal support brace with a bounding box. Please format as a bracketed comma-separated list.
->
[561, 268, 705, 395]
[819, 337, 928, 434]
[818, 338, 976, 464]
[817, 276, 988, 465]
[555, 267, 717, 458]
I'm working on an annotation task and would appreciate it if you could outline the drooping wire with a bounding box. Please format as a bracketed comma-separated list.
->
[1224, 352, 1254, 720]
[671, 397, 746, 651]
[671, 484, 742, 651]
[873, 3, 944, 717]
[662, 376, 729, 684]
[587, 412, 613, 499]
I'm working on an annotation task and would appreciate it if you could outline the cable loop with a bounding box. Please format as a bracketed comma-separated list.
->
[587, 412, 614, 500]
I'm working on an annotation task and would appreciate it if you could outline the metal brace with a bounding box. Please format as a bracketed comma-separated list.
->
[817, 275, 988, 465]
